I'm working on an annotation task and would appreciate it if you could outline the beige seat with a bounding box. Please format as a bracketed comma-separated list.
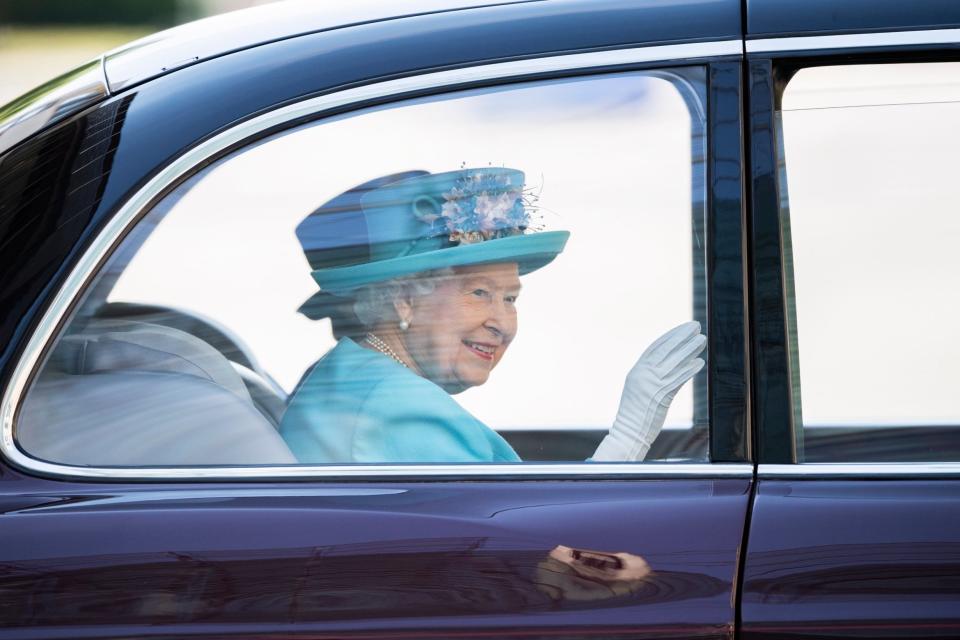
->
[17, 320, 296, 466]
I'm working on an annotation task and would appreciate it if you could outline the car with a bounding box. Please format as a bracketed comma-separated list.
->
[1, 0, 959, 638]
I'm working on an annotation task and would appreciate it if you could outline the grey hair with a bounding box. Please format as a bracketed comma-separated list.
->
[352, 267, 456, 329]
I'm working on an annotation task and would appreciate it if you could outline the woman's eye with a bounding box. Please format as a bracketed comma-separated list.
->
[505, 295, 518, 304]
[471, 288, 490, 299]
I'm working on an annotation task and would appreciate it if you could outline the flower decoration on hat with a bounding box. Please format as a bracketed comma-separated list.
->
[412, 169, 537, 245]
[305, 167, 566, 292]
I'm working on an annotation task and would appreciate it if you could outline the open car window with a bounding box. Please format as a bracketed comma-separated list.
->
[16, 68, 710, 469]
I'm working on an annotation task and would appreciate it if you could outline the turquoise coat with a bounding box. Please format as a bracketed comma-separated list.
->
[280, 338, 521, 463]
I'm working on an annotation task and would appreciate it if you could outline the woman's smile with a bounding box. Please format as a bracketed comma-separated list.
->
[462, 339, 497, 361]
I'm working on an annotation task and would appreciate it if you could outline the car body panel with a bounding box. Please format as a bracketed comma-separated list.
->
[741, 480, 960, 639]
[0, 476, 751, 638]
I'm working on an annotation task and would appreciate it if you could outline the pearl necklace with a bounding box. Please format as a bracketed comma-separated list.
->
[365, 333, 408, 368]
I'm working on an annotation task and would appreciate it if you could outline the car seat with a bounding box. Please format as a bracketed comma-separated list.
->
[17, 319, 296, 466]
[94, 302, 289, 427]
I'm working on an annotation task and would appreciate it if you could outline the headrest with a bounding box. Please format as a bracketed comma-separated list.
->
[50, 320, 251, 402]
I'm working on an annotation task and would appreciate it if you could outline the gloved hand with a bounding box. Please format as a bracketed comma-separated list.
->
[592, 321, 706, 462]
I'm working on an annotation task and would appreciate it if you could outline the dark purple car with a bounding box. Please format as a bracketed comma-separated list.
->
[2, 1, 960, 638]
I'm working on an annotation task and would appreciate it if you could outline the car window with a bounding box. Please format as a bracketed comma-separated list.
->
[777, 61, 960, 462]
[16, 68, 710, 468]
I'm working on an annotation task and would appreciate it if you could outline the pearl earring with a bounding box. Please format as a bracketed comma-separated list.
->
[399, 319, 410, 331]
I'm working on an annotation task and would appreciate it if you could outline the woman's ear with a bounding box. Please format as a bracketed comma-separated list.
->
[393, 293, 413, 330]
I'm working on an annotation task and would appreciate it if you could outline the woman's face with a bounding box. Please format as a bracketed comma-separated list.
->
[403, 262, 521, 394]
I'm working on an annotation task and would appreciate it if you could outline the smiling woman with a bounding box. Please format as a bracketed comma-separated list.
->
[281, 166, 703, 463]
[282, 168, 568, 462]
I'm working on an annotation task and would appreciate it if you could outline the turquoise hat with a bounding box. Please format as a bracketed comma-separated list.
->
[308, 168, 569, 293]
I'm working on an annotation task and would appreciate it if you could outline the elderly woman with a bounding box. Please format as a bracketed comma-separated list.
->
[280, 168, 705, 463]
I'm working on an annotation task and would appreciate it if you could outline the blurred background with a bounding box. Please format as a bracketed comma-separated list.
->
[0, 0, 280, 105]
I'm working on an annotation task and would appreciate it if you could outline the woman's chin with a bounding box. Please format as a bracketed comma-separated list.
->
[442, 366, 492, 394]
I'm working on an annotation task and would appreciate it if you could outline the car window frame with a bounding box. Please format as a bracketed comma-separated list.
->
[0, 41, 751, 481]
[747, 28, 960, 476]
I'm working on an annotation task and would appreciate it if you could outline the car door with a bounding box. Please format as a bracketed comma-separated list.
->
[741, 2, 960, 637]
[0, 3, 752, 639]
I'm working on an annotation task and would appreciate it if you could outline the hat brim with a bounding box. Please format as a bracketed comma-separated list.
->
[310, 230, 570, 293]
[297, 290, 354, 321]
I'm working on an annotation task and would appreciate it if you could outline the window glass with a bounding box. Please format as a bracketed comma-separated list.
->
[778, 62, 960, 462]
[18, 69, 708, 468]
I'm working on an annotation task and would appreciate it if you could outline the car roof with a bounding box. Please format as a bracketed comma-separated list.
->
[105, 0, 960, 95]
[103, 0, 536, 92]
[102, 0, 742, 93]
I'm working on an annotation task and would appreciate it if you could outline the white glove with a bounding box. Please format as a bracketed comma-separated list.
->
[592, 321, 706, 462]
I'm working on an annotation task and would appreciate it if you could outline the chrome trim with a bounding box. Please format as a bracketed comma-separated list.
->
[760, 463, 960, 478]
[0, 59, 109, 156]
[1, 42, 739, 481]
[6, 462, 754, 481]
[747, 27, 960, 54]
[18, 488, 412, 513]
[98, 54, 110, 93]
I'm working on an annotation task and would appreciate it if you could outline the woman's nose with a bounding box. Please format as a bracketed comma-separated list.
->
[484, 299, 515, 339]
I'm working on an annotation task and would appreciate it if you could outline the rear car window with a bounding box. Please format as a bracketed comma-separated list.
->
[16, 68, 711, 468]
